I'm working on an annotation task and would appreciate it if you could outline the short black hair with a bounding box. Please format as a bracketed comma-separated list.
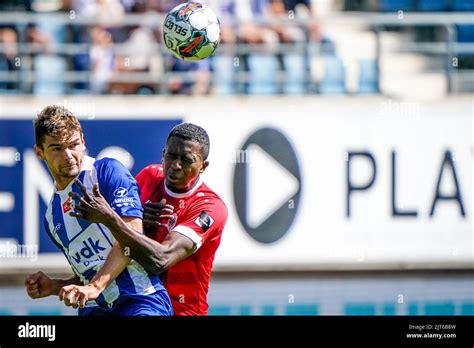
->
[167, 123, 210, 160]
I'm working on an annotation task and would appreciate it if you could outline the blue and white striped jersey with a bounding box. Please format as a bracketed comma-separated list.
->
[44, 156, 165, 308]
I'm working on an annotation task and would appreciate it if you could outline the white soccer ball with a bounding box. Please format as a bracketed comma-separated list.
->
[163, 2, 221, 61]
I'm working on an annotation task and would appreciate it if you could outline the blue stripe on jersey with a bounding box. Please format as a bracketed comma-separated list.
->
[70, 171, 92, 232]
[115, 268, 137, 296]
[83, 268, 96, 281]
[94, 158, 143, 219]
[51, 194, 71, 248]
[95, 293, 109, 308]
[148, 273, 164, 291]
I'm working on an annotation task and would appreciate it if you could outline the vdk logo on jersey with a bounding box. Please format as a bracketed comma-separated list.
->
[70, 237, 106, 266]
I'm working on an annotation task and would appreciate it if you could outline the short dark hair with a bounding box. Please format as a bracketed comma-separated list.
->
[34, 105, 82, 148]
[167, 123, 210, 160]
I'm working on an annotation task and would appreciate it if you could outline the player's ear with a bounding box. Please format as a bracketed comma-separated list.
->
[201, 160, 209, 173]
[34, 144, 44, 161]
[80, 132, 86, 151]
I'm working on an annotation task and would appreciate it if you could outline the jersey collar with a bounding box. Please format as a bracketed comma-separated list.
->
[164, 176, 203, 199]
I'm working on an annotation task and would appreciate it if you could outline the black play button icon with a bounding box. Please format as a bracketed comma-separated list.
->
[233, 128, 302, 243]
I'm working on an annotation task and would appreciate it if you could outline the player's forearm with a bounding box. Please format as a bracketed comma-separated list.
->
[89, 242, 131, 292]
[103, 212, 170, 275]
[51, 275, 81, 296]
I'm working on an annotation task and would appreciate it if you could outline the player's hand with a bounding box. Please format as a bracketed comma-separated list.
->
[25, 271, 54, 299]
[143, 198, 175, 228]
[59, 284, 101, 309]
[69, 179, 114, 224]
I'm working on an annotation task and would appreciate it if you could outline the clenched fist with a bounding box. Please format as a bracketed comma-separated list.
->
[25, 271, 54, 299]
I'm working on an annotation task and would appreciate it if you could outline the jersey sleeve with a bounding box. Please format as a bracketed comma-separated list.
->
[135, 166, 149, 189]
[172, 197, 228, 253]
[94, 158, 143, 219]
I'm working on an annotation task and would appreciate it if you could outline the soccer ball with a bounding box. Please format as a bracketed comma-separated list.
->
[162, 2, 220, 61]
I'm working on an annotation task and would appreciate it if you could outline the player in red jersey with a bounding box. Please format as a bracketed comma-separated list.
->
[66, 123, 228, 315]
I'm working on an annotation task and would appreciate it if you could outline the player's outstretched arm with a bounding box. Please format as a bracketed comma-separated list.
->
[69, 180, 194, 275]
[25, 271, 81, 299]
[103, 216, 195, 275]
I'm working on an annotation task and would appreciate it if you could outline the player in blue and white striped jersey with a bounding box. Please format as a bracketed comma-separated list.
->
[25, 105, 172, 316]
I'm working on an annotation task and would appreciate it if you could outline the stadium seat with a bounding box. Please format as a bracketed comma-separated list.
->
[282, 53, 306, 95]
[319, 56, 346, 94]
[456, 25, 474, 43]
[358, 59, 379, 94]
[71, 53, 90, 92]
[452, 0, 474, 11]
[212, 55, 235, 95]
[33, 54, 66, 95]
[247, 54, 279, 95]
[417, 0, 447, 11]
[379, 0, 415, 11]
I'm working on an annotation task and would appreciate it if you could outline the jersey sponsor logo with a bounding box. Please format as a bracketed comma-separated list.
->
[71, 237, 106, 264]
[113, 187, 128, 197]
[168, 213, 177, 231]
[52, 223, 61, 234]
[194, 212, 214, 232]
[62, 197, 73, 213]
[113, 197, 134, 204]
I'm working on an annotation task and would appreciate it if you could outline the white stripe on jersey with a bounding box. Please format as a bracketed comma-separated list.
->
[126, 261, 155, 294]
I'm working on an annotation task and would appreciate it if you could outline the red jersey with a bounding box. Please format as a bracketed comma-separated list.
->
[135, 164, 228, 315]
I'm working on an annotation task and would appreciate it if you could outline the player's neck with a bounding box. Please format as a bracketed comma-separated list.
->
[55, 176, 75, 191]
[166, 176, 200, 194]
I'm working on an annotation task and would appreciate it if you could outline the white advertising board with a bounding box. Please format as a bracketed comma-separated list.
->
[0, 96, 471, 271]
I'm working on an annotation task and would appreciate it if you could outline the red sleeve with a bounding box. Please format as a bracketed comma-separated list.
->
[135, 166, 151, 188]
[172, 197, 228, 253]
[135, 164, 163, 204]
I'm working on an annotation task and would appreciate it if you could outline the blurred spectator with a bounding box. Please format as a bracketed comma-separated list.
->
[109, 16, 162, 94]
[205, 0, 238, 44]
[116, 25, 156, 71]
[71, 0, 124, 21]
[26, 25, 53, 53]
[166, 57, 211, 95]
[283, 0, 322, 42]
[151, 0, 185, 13]
[0, 26, 19, 90]
[30, 0, 63, 12]
[267, 0, 306, 43]
[0, 27, 18, 61]
[72, 0, 128, 42]
[90, 26, 115, 93]
[236, 0, 279, 49]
